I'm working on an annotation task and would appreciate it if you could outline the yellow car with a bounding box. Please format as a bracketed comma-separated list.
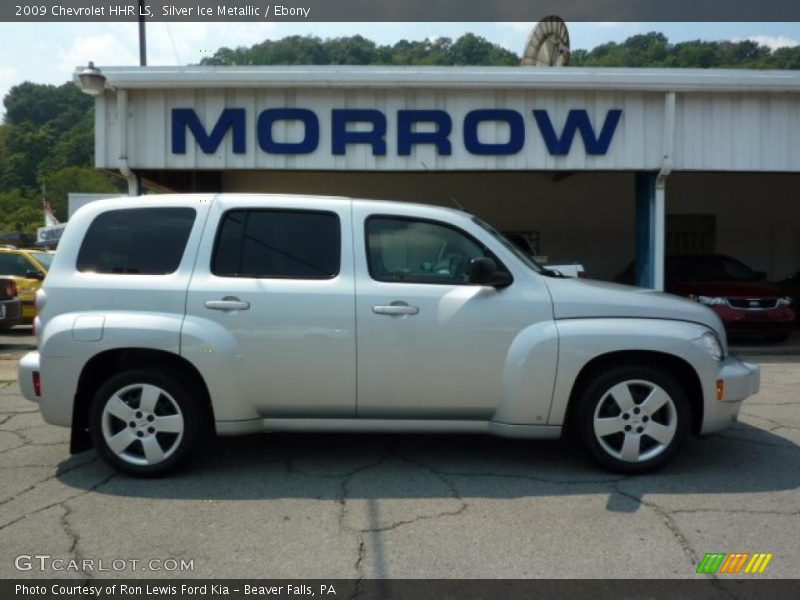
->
[0, 247, 53, 322]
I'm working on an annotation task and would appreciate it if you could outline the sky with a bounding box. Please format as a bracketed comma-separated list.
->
[1, 21, 800, 114]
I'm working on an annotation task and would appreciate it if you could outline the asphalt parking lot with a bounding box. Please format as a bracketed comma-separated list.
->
[0, 327, 798, 579]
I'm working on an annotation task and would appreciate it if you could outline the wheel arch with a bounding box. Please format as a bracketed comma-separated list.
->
[71, 348, 213, 453]
[564, 350, 704, 436]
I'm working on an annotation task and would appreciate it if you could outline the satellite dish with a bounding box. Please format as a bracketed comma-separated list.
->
[521, 16, 571, 67]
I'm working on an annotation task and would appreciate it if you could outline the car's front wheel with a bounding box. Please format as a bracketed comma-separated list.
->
[575, 365, 690, 474]
[89, 369, 208, 476]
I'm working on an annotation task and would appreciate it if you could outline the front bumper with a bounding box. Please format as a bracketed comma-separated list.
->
[18, 351, 40, 403]
[700, 354, 760, 435]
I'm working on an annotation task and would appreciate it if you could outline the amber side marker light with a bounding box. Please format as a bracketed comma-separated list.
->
[716, 379, 725, 401]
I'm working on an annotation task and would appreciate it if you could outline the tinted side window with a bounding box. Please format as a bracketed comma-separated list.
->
[212, 210, 340, 279]
[0, 253, 35, 277]
[366, 217, 499, 285]
[77, 208, 196, 275]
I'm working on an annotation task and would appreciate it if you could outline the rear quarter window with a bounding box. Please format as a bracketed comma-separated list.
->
[76, 208, 196, 275]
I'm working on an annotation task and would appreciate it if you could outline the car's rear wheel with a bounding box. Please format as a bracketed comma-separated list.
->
[575, 365, 690, 474]
[89, 369, 208, 476]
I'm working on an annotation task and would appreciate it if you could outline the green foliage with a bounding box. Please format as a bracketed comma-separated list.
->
[201, 33, 519, 67]
[0, 190, 40, 234]
[42, 167, 121, 222]
[0, 82, 121, 233]
[570, 32, 800, 69]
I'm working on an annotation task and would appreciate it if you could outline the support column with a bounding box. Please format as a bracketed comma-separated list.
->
[635, 171, 665, 290]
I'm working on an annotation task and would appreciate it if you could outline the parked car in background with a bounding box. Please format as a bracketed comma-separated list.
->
[616, 254, 795, 342]
[0, 277, 23, 330]
[0, 247, 52, 323]
[19, 194, 759, 477]
[502, 231, 587, 278]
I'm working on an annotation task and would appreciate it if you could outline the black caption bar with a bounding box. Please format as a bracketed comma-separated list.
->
[5, 580, 800, 600]
[3, 0, 800, 22]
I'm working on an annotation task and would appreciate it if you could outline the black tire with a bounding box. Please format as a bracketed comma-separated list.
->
[573, 364, 690, 474]
[89, 368, 209, 477]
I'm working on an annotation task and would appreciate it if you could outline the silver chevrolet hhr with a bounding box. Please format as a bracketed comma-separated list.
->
[19, 194, 760, 476]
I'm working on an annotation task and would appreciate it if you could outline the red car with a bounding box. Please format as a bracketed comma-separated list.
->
[617, 255, 796, 342]
[665, 254, 795, 341]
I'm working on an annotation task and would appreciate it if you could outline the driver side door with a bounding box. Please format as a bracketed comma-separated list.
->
[353, 204, 548, 420]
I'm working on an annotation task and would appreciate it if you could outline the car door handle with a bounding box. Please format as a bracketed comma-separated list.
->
[373, 304, 419, 316]
[204, 297, 250, 311]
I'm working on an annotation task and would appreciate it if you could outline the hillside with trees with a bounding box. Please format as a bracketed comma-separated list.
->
[2, 32, 799, 235]
[571, 33, 800, 69]
[0, 82, 121, 236]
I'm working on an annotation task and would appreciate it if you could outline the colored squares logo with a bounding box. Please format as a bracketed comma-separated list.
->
[697, 552, 773, 574]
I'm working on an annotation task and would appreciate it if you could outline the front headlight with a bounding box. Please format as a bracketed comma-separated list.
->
[692, 295, 726, 306]
[777, 296, 793, 307]
[698, 330, 724, 360]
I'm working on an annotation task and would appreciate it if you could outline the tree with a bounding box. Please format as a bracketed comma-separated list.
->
[41, 167, 122, 222]
[199, 33, 518, 67]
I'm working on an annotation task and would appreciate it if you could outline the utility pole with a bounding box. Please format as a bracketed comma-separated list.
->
[138, 0, 147, 66]
[136, 0, 146, 195]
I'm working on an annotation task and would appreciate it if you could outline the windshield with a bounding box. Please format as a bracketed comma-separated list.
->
[669, 256, 759, 282]
[471, 217, 543, 273]
[29, 251, 54, 270]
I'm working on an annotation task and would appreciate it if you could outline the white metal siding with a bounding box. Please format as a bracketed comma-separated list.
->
[100, 88, 666, 172]
[92, 67, 800, 174]
[673, 93, 800, 171]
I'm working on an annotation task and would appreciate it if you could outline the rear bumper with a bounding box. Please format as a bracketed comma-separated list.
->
[18, 351, 40, 403]
[700, 354, 760, 435]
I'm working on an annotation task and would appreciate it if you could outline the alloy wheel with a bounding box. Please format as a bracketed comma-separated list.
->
[100, 383, 185, 466]
[592, 379, 678, 463]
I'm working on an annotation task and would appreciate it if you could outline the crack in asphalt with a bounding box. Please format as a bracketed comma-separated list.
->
[748, 401, 800, 406]
[0, 457, 97, 506]
[369, 453, 469, 533]
[671, 507, 800, 516]
[0, 468, 117, 534]
[716, 433, 797, 449]
[610, 484, 746, 599]
[0, 430, 31, 455]
[740, 411, 800, 433]
[335, 451, 392, 586]
[59, 502, 93, 580]
[612, 483, 699, 565]
[348, 540, 366, 600]
[428, 468, 625, 486]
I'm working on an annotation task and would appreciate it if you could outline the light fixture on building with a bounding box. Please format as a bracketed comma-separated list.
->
[77, 62, 106, 96]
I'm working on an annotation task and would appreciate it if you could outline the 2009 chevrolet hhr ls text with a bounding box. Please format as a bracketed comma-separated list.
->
[19, 194, 760, 476]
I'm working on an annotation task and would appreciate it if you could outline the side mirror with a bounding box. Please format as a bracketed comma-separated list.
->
[25, 270, 45, 281]
[469, 257, 513, 288]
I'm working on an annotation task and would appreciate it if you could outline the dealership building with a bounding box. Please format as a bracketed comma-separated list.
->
[78, 65, 800, 288]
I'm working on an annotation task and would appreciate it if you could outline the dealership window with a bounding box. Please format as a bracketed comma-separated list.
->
[667, 214, 716, 255]
[77, 208, 196, 275]
[366, 216, 502, 285]
[212, 209, 340, 279]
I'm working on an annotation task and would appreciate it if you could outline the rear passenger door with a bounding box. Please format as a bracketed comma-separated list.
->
[184, 196, 356, 418]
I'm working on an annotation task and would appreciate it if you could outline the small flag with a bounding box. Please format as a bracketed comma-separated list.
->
[43, 199, 60, 227]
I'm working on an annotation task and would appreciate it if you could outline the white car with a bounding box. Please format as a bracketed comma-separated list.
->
[19, 194, 759, 476]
